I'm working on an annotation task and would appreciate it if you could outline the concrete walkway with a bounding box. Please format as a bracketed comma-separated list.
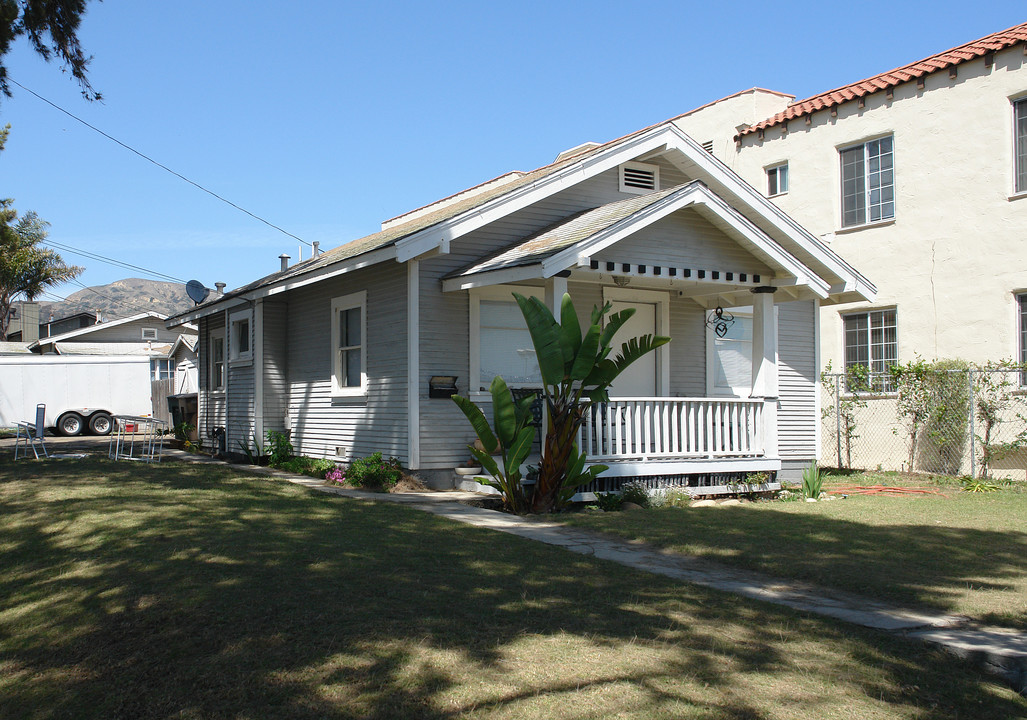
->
[38, 444, 1027, 696]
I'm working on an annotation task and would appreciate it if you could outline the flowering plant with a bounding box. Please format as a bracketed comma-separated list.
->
[325, 467, 346, 485]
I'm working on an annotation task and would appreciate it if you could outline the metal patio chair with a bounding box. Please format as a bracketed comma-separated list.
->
[14, 404, 50, 460]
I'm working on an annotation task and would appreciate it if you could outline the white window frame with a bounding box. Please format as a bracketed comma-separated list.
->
[141, 327, 158, 340]
[766, 163, 788, 197]
[1017, 293, 1027, 385]
[209, 328, 226, 392]
[619, 161, 660, 195]
[842, 308, 897, 393]
[331, 291, 367, 398]
[839, 135, 895, 229]
[469, 285, 545, 399]
[229, 309, 252, 363]
[1013, 97, 1027, 195]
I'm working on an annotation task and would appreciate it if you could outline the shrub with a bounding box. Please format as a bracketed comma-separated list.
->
[325, 466, 346, 485]
[346, 452, 403, 491]
[620, 480, 651, 508]
[265, 430, 294, 466]
[961, 476, 1000, 493]
[276, 456, 335, 478]
[593, 492, 624, 511]
[173, 422, 195, 441]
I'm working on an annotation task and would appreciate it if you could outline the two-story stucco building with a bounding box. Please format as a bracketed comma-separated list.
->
[676, 22, 1027, 385]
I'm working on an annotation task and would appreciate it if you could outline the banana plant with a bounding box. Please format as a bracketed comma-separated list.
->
[451, 375, 537, 514]
[514, 292, 670, 513]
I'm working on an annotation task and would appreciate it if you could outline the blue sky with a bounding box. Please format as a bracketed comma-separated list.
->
[2, 1, 1025, 316]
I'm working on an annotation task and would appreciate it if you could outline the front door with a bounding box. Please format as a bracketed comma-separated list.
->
[608, 300, 657, 397]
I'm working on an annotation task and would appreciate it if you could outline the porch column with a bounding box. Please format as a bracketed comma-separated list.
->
[545, 275, 569, 316]
[751, 287, 778, 457]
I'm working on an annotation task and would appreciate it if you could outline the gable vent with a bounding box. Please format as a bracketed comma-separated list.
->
[701, 140, 714, 154]
[619, 162, 660, 195]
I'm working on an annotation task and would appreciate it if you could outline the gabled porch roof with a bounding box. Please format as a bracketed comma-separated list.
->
[441, 181, 831, 307]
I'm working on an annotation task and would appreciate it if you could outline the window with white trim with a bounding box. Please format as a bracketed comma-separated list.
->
[619, 161, 660, 195]
[840, 136, 894, 228]
[766, 163, 788, 197]
[470, 286, 544, 393]
[1014, 99, 1027, 194]
[210, 329, 225, 391]
[331, 291, 366, 396]
[229, 310, 252, 361]
[151, 357, 176, 381]
[707, 307, 753, 397]
[141, 327, 158, 340]
[843, 309, 897, 392]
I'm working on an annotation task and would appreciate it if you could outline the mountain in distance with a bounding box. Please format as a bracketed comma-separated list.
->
[40, 278, 196, 323]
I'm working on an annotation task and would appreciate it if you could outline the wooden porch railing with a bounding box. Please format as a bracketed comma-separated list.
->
[577, 397, 766, 462]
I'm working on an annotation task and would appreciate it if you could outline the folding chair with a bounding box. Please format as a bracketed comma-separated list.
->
[15, 404, 50, 460]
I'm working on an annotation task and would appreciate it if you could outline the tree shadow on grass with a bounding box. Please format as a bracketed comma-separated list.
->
[564, 500, 1027, 631]
[0, 458, 1023, 719]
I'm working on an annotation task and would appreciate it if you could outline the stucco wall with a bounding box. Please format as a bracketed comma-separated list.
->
[678, 46, 1027, 369]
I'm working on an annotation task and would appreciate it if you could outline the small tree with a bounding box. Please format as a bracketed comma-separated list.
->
[453, 293, 669, 514]
[820, 360, 869, 469]
[890, 357, 932, 472]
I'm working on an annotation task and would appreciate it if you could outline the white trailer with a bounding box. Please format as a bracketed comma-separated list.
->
[0, 355, 153, 436]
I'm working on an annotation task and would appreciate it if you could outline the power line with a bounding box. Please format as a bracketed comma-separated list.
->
[42, 239, 187, 284]
[10, 78, 311, 247]
[67, 278, 173, 317]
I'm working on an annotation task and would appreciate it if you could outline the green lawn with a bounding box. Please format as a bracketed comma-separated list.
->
[0, 458, 1024, 719]
[561, 472, 1027, 631]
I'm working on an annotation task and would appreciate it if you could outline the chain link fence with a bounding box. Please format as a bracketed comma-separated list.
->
[821, 366, 1027, 480]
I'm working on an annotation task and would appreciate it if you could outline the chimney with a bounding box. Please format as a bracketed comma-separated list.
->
[214, 282, 226, 296]
[95, 309, 103, 323]
[312, 241, 320, 257]
[279, 254, 290, 272]
[20, 302, 40, 343]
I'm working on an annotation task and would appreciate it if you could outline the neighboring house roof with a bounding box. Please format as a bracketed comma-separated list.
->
[0, 341, 32, 355]
[27, 311, 168, 349]
[50, 342, 173, 356]
[169, 334, 197, 359]
[739, 21, 1027, 138]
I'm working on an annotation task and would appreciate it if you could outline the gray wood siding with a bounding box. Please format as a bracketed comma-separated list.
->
[65, 317, 185, 344]
[261, 300, 289, 433]
[593, 209, 772, 279]
[286, 263, 408, 463]
[227, 361, 255, 448]
[669, 300, 706, 396]
[777, 300, 817, 460]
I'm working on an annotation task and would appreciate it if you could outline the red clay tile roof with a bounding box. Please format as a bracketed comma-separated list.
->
[738, 22, 1027, 138]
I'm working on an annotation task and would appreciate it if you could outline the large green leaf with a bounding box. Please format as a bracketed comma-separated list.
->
[599, 308, 635, 349]
[514, 293, 565, 386]
[490, 376, 519, 447]
[451, 394, 497, 453]
[614, 334, 671, 374]
[569, 323, 601, 381]
[469, 446, 501, 480]
[504, 425, 536, 475]
[559, 293, 582, 364]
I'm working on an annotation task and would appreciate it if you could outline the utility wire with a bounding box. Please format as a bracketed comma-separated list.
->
[42, 239, 187, 284]
[67, 278, 174, 317]
[10, 78, 311, 247]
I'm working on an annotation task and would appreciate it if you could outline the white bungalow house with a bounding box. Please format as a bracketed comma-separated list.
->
[166, 120, 874, 489]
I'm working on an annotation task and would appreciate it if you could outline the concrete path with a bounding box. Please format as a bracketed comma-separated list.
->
[21, 442, 1026, 696]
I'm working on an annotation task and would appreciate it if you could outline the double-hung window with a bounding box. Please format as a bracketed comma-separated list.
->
[210, 329, 225, 391]
[1018, 293, 1027, 384]
[840, 136, 894, 228]
[1014, 99, 1027, 194]
[843, 309, 897, 392]
[229, 310, 252, 362]
[151, 358, 176, 381]
[766, 163, 788, 197]
[331, 291, 366, 396]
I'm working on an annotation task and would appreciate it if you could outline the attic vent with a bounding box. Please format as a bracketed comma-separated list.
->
[701, 140, 714, 154]
[619, 162, 660, 195]
[141, 327, 158, 340]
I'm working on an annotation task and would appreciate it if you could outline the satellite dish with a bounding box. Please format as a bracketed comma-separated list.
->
[186, 280, 210, 306]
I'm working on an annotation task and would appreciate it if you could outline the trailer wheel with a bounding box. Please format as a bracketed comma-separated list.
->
[57, 412, 85, 437]
[89, 412, 114, 436]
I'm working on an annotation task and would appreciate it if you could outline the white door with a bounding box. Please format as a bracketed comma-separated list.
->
[608, 301, 657, 397]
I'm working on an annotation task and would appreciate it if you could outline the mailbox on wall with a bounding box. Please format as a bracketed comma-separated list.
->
[428, 376, 458, 399]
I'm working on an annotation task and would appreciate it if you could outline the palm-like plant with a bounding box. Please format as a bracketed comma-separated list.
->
[452, 292, 669, 513]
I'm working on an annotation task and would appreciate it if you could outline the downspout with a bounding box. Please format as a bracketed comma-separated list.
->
[254, 298, 264, 447]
